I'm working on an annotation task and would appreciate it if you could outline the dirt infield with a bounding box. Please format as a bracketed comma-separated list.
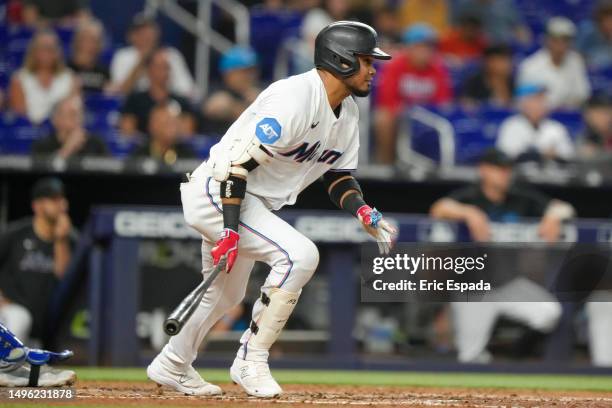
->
[50, 380, 612, 407]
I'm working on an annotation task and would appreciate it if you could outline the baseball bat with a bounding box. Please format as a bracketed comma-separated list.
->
[163, 257, 227, 336]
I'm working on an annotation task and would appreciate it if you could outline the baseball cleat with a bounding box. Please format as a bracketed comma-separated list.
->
[147, 357, 222, 396]
[230, 357, 282, 398]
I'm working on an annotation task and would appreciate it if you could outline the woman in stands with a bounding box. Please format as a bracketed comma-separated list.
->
[9, 29, 79, 124]
[68, 19, 110, 94]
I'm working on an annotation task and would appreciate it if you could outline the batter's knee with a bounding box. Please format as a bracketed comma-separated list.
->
[289, 238, 319, 282]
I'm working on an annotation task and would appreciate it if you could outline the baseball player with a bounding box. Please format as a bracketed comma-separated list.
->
[147, 21, 397, 398]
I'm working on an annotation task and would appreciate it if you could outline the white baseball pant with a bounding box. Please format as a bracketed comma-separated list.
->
[451, 277, 561, 363]
[160, 165, 319, 367]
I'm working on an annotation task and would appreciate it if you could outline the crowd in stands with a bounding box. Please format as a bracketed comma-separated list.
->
[0, 0, 610, 169]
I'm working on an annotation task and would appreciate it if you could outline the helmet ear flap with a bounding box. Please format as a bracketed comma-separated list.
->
[330, 49, 359, 77]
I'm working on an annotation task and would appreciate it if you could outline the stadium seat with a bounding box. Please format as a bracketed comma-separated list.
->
[589, 66, 612, 96]
[550, 110, 583, 140]
[408, 105, 514, 165]
[101, 130, 139, 158]
[186, 134, 220, 159]
[84, 94, 122, 135]
[249, 7, 302, 81]
[1, 115, 51, 154]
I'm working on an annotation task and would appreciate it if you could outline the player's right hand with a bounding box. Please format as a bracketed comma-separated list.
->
[211, 228, 240, 272]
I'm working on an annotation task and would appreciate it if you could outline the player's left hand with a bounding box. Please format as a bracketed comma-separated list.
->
[357, 205, 397, 254]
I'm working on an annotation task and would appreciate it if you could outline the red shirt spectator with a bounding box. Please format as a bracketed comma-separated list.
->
[374, 24, 453, 164]
[376, 53, 452, 114]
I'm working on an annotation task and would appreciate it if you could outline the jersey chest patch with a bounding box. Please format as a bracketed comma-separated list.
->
[279, 141, 343, 164]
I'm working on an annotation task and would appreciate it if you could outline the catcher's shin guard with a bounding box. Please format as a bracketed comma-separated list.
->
[246, 288, 300, 352]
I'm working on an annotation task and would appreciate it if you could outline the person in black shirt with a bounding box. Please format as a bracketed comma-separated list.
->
[430, 149, 574, 363]
[431, 149, 573, 241]
[577, 94, 612, 159]
[130, 102, 196, 165]
[460, 44, 515, 108]
[0, 178, 75, 344]
[31, 96, 109, 159]
[67, 19, 110, 93]
[119, 48, 196, 136]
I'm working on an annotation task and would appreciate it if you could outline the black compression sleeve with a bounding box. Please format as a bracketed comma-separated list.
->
[222, 203, 241, 232]
[322, 171, 366, 214]
[342, 191, 367, 215]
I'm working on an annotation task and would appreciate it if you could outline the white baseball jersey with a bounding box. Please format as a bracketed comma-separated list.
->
[203, 68, 360, 210]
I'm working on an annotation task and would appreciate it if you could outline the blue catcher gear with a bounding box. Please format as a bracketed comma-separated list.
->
[0, 323, 26, 365]
[0, 323, 74, 387]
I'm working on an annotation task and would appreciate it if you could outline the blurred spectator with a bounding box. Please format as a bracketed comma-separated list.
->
[430, 148, 567, 362]
[31, 96, 109, 159]
[109, 14, 194, 98]
[289, 9, 334, 75]
[22, 0, 90, 26]
[497, 84, 574, 162]
[9, 30, 79, 124]
[577, 94, 612, 159]
[439, 13, 487, 64]
[372, 6, 402, 49]
[453, 0, 531, 44]
[67, 19, 110, 93]
[119, 48, 196, 136]
[0, 178, 75, 343]
[201, 47, 261, 135]
[130, 103, 196, 164]
[577, 0, 612, 70]
[460, 44, 515, 107]
[518, 17, 591, 110]
[323, 0, 353, 21]
[374, 24, 452, 164]
[398, 0, 450, 36]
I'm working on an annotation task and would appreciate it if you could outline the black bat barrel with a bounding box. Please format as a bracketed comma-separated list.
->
[163, 257, 226, 336]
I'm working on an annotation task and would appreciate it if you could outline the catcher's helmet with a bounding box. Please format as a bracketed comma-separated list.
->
[314, 21, 391, 78]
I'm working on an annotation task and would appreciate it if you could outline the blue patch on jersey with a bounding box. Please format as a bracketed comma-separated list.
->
[255, 117, 282, 144]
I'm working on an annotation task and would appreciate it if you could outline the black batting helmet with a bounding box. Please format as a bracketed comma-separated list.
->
[314, 21, 391, 78]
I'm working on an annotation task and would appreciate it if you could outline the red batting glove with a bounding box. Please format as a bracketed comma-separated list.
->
[211, 228, 240, 272]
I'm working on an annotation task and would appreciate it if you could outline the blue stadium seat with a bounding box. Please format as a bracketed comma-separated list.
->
[589, 66, 612, 96]
[187, 134, 220, 159]
[249, 7, 302, 81]
[101, 130, 139, 158]
[1, 115, 51, 154]
[550, 110, 583, 140]
[409, 105, 513, 165]
[84, 94, 122, 134]
[7, 25, 34, 68]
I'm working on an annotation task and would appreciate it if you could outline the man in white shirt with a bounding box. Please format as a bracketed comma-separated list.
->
[109, 14, 195, 99]
[518, 16, 591, 109]
[497, 83, 575, 162]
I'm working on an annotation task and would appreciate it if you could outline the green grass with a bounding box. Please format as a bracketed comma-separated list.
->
[71, 367, 612, 392]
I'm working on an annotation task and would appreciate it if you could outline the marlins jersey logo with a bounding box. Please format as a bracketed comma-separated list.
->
[280, 142, 343, 164]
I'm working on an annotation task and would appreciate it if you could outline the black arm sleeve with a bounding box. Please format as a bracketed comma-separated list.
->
[322, 171, 367, 215]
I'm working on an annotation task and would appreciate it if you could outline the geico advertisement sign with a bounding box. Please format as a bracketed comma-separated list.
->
[295, 216, 386, 242]
[114, 211, 200, 239]
[488, 222, 577, 242]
